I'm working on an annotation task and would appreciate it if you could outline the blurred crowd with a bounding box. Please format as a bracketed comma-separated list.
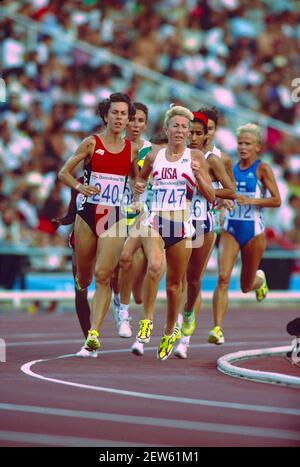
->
[0, 0, 300, 284]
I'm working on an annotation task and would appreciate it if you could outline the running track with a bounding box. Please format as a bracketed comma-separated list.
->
[0, 305, 299, 447]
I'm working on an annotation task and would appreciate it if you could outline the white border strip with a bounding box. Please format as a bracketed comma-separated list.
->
[218, 346, 300, 388]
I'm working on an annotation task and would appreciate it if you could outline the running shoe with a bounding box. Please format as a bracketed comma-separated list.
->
[118, 310, 132, 338]
[137, 319, 153, 343]
[131, 340, 144, 356]
[157, 324, 181, 361]
[181, 309, 196, 336]
[76, 346, 98, 358]
[177, 311, 183, 329]
[174, 336, 190, 359]
[255, 270, 268, 302]
[84, 329, 101, 351]
[208, 326, 224, 345]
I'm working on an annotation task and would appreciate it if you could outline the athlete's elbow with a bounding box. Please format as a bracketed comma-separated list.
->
[58, 168, 68, 184]
[274, 198, 281, 208]
[57, 169, 64, 182]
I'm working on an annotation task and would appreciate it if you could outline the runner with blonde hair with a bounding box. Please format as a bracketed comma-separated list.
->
[209, 123, 281, 345]
[121, 104, 215, 360]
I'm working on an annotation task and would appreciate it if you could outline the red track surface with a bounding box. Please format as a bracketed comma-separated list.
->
[0, 305, 299, 447]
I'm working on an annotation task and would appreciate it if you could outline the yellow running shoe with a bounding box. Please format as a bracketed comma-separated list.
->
[157, 325, 181, 361]
[181, 309, 196, 336]
[85, 329, 101, 351]
[173, 323, 181, 341]
[208, 326, 224, 345]
[256, 270, 268, 302]
[137, 319, 153, 343]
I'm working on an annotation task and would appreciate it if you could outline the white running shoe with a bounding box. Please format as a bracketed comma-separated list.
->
[177, 312, 183, 329]
[131, 340, 144, 356]
[76, 346, 98, 358]
[174, 337, 190, 359]
[118, 310, 132, 338]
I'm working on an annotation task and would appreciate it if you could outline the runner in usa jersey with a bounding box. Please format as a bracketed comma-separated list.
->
[120, 104, 214, 361]
[211, 123, 281, 346]
[174, 111, 235, 360]
[58, 93, 139, 357]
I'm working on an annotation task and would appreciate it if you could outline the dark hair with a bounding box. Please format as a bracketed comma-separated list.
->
[132, 102, 148, 122]
[192, 111, 208, 134]
[97, 93, 136, 124]
[198, 106, 219, 127]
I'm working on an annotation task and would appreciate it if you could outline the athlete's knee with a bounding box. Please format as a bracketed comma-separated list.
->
[217, 273, 230, 289]
[148, 259, 163, 280]
[166, 280, 181, 296]
[119, 250, 133, 270]
[187, 271, 201, 290]
[76, 273, 93, 289]
[94, 267, 112, 286]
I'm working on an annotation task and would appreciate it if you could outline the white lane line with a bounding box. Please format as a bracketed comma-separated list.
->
[1, 403, 299, 442]
[2, 333, 80, 339]
[0, 430, 162, 447]
[20, 357, 300, 417]
[6, 339, 83, 347]
[6, 339, 288, 348]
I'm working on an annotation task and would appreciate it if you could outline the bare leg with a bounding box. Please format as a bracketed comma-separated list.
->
[119, 236, 142, 305]
[186, 231, 216, 315]
[72, 253, 92, 338]
[165, 239, 192, 335]
[74, 215, 97, 289]
[141, 233, 165, 321]
[212, 232, 240, 327]
[90, 232, 126, 331]
[132, 248, 148, 304]
[240, 232, 266, 292]
[110, 264, 120, 296]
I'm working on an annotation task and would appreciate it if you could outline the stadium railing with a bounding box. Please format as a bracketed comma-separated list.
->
[0, 245, 299, 306]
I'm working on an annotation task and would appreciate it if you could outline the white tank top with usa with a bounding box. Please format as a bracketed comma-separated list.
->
[150, 147, 196, 216]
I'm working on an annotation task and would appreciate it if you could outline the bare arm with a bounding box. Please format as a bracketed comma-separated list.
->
[191, 149, 215, 204]
[208, 155, 236, 199]
[58, 136, 100, 197]
[129, 142, 139, 180]
[237, 162, 281, 208]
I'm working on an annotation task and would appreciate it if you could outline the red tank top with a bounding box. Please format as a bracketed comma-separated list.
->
[89, 134, 132, 176]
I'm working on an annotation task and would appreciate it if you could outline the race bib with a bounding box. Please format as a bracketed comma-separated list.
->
[228, 192, 255, 221]
[191, 193, 207, 221]
[151, 181, 186, 211]
[87, 172, 126, 206]
[122, 183, 133, 206]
